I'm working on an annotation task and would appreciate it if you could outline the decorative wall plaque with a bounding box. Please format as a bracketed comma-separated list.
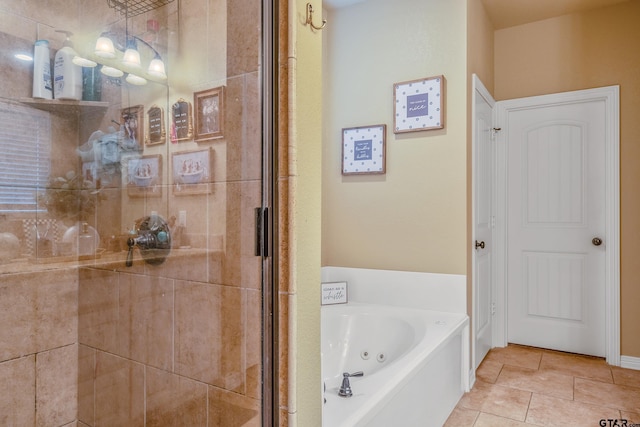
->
[171, 98, 193, 142]
[146, 105, 165, 146]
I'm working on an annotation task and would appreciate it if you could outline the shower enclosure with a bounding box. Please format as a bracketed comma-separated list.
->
[0, 0, 275, 425]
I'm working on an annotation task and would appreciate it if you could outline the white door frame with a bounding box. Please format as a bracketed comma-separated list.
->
[494, 86, 620, 366]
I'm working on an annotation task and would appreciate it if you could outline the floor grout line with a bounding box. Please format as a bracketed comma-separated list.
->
[446, 344, 640, 427]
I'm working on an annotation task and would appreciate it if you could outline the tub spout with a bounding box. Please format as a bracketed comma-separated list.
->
[338, 371, 364, 397]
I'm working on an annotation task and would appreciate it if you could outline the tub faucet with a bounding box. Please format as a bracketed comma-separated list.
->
[339, 371, 364, 397]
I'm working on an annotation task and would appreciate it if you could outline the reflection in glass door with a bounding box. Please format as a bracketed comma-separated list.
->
[0, 0, 275, 425]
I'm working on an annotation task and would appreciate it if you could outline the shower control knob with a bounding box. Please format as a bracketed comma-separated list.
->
[124, 215, 172, 267]
[126, 237, 136, 267]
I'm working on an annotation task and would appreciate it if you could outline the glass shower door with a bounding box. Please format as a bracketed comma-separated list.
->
[0, 0, 274, 425]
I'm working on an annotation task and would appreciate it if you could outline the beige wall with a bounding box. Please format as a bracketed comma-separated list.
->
[467, 0, 495, 95]
[322, 0, 468, 275]
[466, 0, 495, 328]
[494, 1, 640, 357]
[287, 0, 323, 424]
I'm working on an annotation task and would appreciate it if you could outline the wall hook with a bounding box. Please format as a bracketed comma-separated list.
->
[305, 3, 327, 30]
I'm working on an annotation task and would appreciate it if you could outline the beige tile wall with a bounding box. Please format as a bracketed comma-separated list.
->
[0, 269, 78, 426]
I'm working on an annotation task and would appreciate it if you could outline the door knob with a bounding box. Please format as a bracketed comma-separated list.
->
[475, 240, 485, 250]
[592, 237, 603, 246]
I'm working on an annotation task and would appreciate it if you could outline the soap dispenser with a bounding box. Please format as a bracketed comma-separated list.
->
[53, 30, 82, 100]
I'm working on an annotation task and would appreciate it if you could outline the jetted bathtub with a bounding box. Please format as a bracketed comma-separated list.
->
[322, 303, 469, 427]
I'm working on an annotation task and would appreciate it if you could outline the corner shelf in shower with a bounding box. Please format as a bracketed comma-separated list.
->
[20, 98, 110, 115]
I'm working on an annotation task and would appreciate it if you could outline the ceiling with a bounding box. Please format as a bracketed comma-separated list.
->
[323, 0, 631, 29]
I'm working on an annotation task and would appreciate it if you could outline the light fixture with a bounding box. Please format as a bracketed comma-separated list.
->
[100, 65, 123, 78]
[122, 38, 142, 69]
[147, 53, 167, 80]
[126, 73, 147, 85]
[88, 31, 167, 82]
[95, 33, 116, 58]
[72, 55, 97, 67]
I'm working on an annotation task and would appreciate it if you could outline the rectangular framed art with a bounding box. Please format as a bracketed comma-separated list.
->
[393, 75, 444, 133]
[171, 148, 213, 195]
[342, 124, 386, 175]
[121, 105, 144, 147]
[194, 86, 224, 141]
[125, 154, 162, 198]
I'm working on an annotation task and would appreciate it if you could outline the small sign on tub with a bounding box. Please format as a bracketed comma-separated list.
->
[321, 281, 348, 305]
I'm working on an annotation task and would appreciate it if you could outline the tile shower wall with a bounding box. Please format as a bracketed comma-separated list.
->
[0, 269, 78, 426]
[0, 0, 266, 425]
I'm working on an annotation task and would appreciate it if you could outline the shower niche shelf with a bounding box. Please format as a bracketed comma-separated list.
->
[20, 98, 110, 115]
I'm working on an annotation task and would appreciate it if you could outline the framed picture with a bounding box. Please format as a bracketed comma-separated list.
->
[393, 75, 444, 133]
[146, 105, 165, 146]
[171, 148, 213, 195]
[125, 154, 162, 197]
[121, 105, 144, 147]
[171, 98, 193, 142]
[194, 86, 224, 141]
[341, 124, 386, 175]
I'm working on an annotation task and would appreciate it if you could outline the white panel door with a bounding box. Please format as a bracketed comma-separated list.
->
[507, 99, 606, 357]
[473, 76, 495, 369]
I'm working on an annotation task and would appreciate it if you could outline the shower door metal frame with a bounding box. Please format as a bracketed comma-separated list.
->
[261, 0, 279, 425]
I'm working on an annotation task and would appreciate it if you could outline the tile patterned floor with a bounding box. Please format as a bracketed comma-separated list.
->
[444, 344, 640, 427]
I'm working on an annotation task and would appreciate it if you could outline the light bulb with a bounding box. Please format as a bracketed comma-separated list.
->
[147, 57, 167, 79]
[95, 35, 116, 59]
[122, 39, 142, 69]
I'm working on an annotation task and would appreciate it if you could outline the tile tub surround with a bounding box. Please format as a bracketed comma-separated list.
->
[445, 344, 640, 427]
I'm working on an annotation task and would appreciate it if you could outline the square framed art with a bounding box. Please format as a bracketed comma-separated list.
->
[171, 148, 213, 195]
[393, 75, 444, 133]
[341, 124, 386, 175]
[125, 154, 162, 198]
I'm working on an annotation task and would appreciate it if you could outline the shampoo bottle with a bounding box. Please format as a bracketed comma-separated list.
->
[32, 40, 53, 99]
[53, 31, 82, 100]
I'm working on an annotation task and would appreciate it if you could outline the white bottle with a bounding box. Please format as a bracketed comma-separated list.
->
[53, 31, 82, 100]
[32, 40, 53, 99]
[77, 222, 96, 256]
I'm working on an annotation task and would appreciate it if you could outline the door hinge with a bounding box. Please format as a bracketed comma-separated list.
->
[255, 207, 269, 257]
[491, 302, 497, 316]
